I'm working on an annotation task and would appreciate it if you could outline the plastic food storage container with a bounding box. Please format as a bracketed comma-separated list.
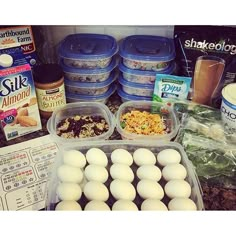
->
[64, 71, 116, 95]
[117, 86, 152, 103]
[118, 75, 154, 97]
[61, 57, 117, 82]
[116, 100, 179, 140]
[45, 140, 204, 211]
[119, 61, 175, 84]
[66, 84, 116, 104]
[119, 35, 175, 71]
[47, 102, 115, 144]
[59, 33, 118, 69]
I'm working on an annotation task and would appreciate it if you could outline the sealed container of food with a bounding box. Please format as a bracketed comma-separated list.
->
[66, 84, 116, 104]
[59, 33, 118, 69]
[119, 35, 175, 71]
[45, 140, 204, 211]
[64, 71, 116, 95]
[119, 61, 175, 84]
[61, 57, 117, 82]
[47, 102, 115, 144]
[117, 86, 152, 103]
[116, 100, 179, 140]
[118, 75, 154, 97]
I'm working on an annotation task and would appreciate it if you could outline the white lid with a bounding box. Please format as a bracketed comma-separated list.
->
[0, 54, 13, 67]
[222, 83, 236, 105]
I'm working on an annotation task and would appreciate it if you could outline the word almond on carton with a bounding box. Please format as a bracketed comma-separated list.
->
[0, 43, 41, 141]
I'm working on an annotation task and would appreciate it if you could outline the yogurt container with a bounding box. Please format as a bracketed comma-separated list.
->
[61, 57, 117, 82]
[59, 33, 118, 69]
[119, 61, 175, 84]
[221, 83, 236, 130]
[118, 75, 154, 97]
[66, 84, 116, 104]
[64, 71, 116, 96]
[119, 35, 175, 71]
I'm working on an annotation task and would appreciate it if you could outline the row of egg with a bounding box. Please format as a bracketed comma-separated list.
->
[55, 147, 197, 210]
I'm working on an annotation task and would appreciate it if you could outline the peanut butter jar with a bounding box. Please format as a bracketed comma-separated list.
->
[33, 64, 66, 119]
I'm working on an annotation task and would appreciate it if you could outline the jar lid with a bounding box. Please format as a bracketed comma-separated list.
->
[222, 83, 236, 106]
[33, 64, 64, 84]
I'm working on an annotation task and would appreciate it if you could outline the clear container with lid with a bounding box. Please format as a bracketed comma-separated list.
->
[119, 35, 175, 71]
[59, 33, 118, 69]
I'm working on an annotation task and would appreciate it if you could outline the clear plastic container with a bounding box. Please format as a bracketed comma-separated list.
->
[47, 102, 115, 144]
[118, 75, 154, 97]
[61, 58, 117, 82]
[64, 71, 116, 95]
[45, 140, 204, 211]
[116, 100, 179, 140]
[59, 34, 118, 69]
[66, 84, 116, 104]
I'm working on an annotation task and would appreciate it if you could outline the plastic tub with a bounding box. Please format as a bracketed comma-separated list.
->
[119, 35, 175, 71]
[118, 75, 154, 97]
[61, 57, 117, 82]
[119, 61, 175, 84]
[66, 84, 116, 104]
[64, 71, 116, 95]
[116, 100, 179, 141]
[117, 86, 152, 103]
[47, 102, 115, 144]
[45, 140, 204, 211]
[59, 33, 118, 69]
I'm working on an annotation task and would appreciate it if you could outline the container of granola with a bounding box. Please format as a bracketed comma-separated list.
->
[116, 101, 179, 140]
[59, 33, 118, 69]
[47, 102, 115, 144]
[119, 35, 175, 71]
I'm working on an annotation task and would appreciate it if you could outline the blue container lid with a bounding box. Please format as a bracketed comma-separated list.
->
[118, 75, 154, 90]
[119, 35, 175, 62]
[59, 34, 118, 60]
[65, 71, 116, 89]
[66, 84, 116, 101]
[117, 86, 152, 101]
[119, 60, 175, 76]
[61, 57, 117, 74]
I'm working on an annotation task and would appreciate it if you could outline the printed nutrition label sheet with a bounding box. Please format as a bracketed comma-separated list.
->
[0, 135, 58, 210]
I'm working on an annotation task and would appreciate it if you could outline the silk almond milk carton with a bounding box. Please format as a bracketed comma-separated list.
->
[0, 44, 41, 140]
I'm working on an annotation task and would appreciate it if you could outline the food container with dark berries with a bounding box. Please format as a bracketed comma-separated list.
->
[47, 102, 115, 144]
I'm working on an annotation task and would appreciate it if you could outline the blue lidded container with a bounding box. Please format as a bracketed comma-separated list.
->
[119, 60, 175, 84]
[119, 35, 175, 71]
[59, 33, 118, 69]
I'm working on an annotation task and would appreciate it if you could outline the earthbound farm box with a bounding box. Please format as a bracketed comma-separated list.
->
[0, 44, 41, 141]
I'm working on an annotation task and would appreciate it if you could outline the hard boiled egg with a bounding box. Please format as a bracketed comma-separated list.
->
[157, 149, 181, 166]
[162, 163, 187, 181]
[63, 149, 86, 168]
[84, 201, 110, 211]
[111, 149, 133, 166]
[55, 201, 82, 211]
[141, 199, 168, 211]
[57, 164, 83, 183]
[164, 180, 191, 199]
[133, 148, 156, 166]
[85, 164, 108, 183]
[110, 163, 134, 182]
[56, 183, 82, 201]
[136, 165, 162, 181]
[86, 148, 108, 167]
[112, 200, 138, 211]
[84, 181, 109, 201]
[168, 198, 197, 211]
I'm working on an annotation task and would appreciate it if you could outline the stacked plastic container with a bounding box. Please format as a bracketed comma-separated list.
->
[59, 34, 118, 103]
[118, 35, 176, 102]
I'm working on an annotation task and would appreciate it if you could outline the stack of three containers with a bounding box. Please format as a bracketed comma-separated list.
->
[59, 34, 118, 103]
[117, 35, 176, 102]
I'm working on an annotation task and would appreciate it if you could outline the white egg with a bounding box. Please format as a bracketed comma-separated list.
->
[136, 165, 162, 181]
[79, 176, 88, 192]
[137, 179, 164, 200]
[57, 183, 82, 201]
[63, 149, 86, 168]
[110, 164, 134, 182]
[133, 148, 156, 166]
[86, 148, 108, 167]
[55, 201, 82, 211]
[57, 165, 83, 183]
[111, 149, 133, 166]
[157, 149, 181, 166]
[84, 181, 109, 201]
[84, 201, 110, 211]
[110, 179, 136, 201]
[168, 198, 197, 211]
[85, 164, 108, 183]
[141, 199, 168, 211]
[112, 200, 138, 211]
[162, 164, 187, 181]
[164, 180, 191, 199]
